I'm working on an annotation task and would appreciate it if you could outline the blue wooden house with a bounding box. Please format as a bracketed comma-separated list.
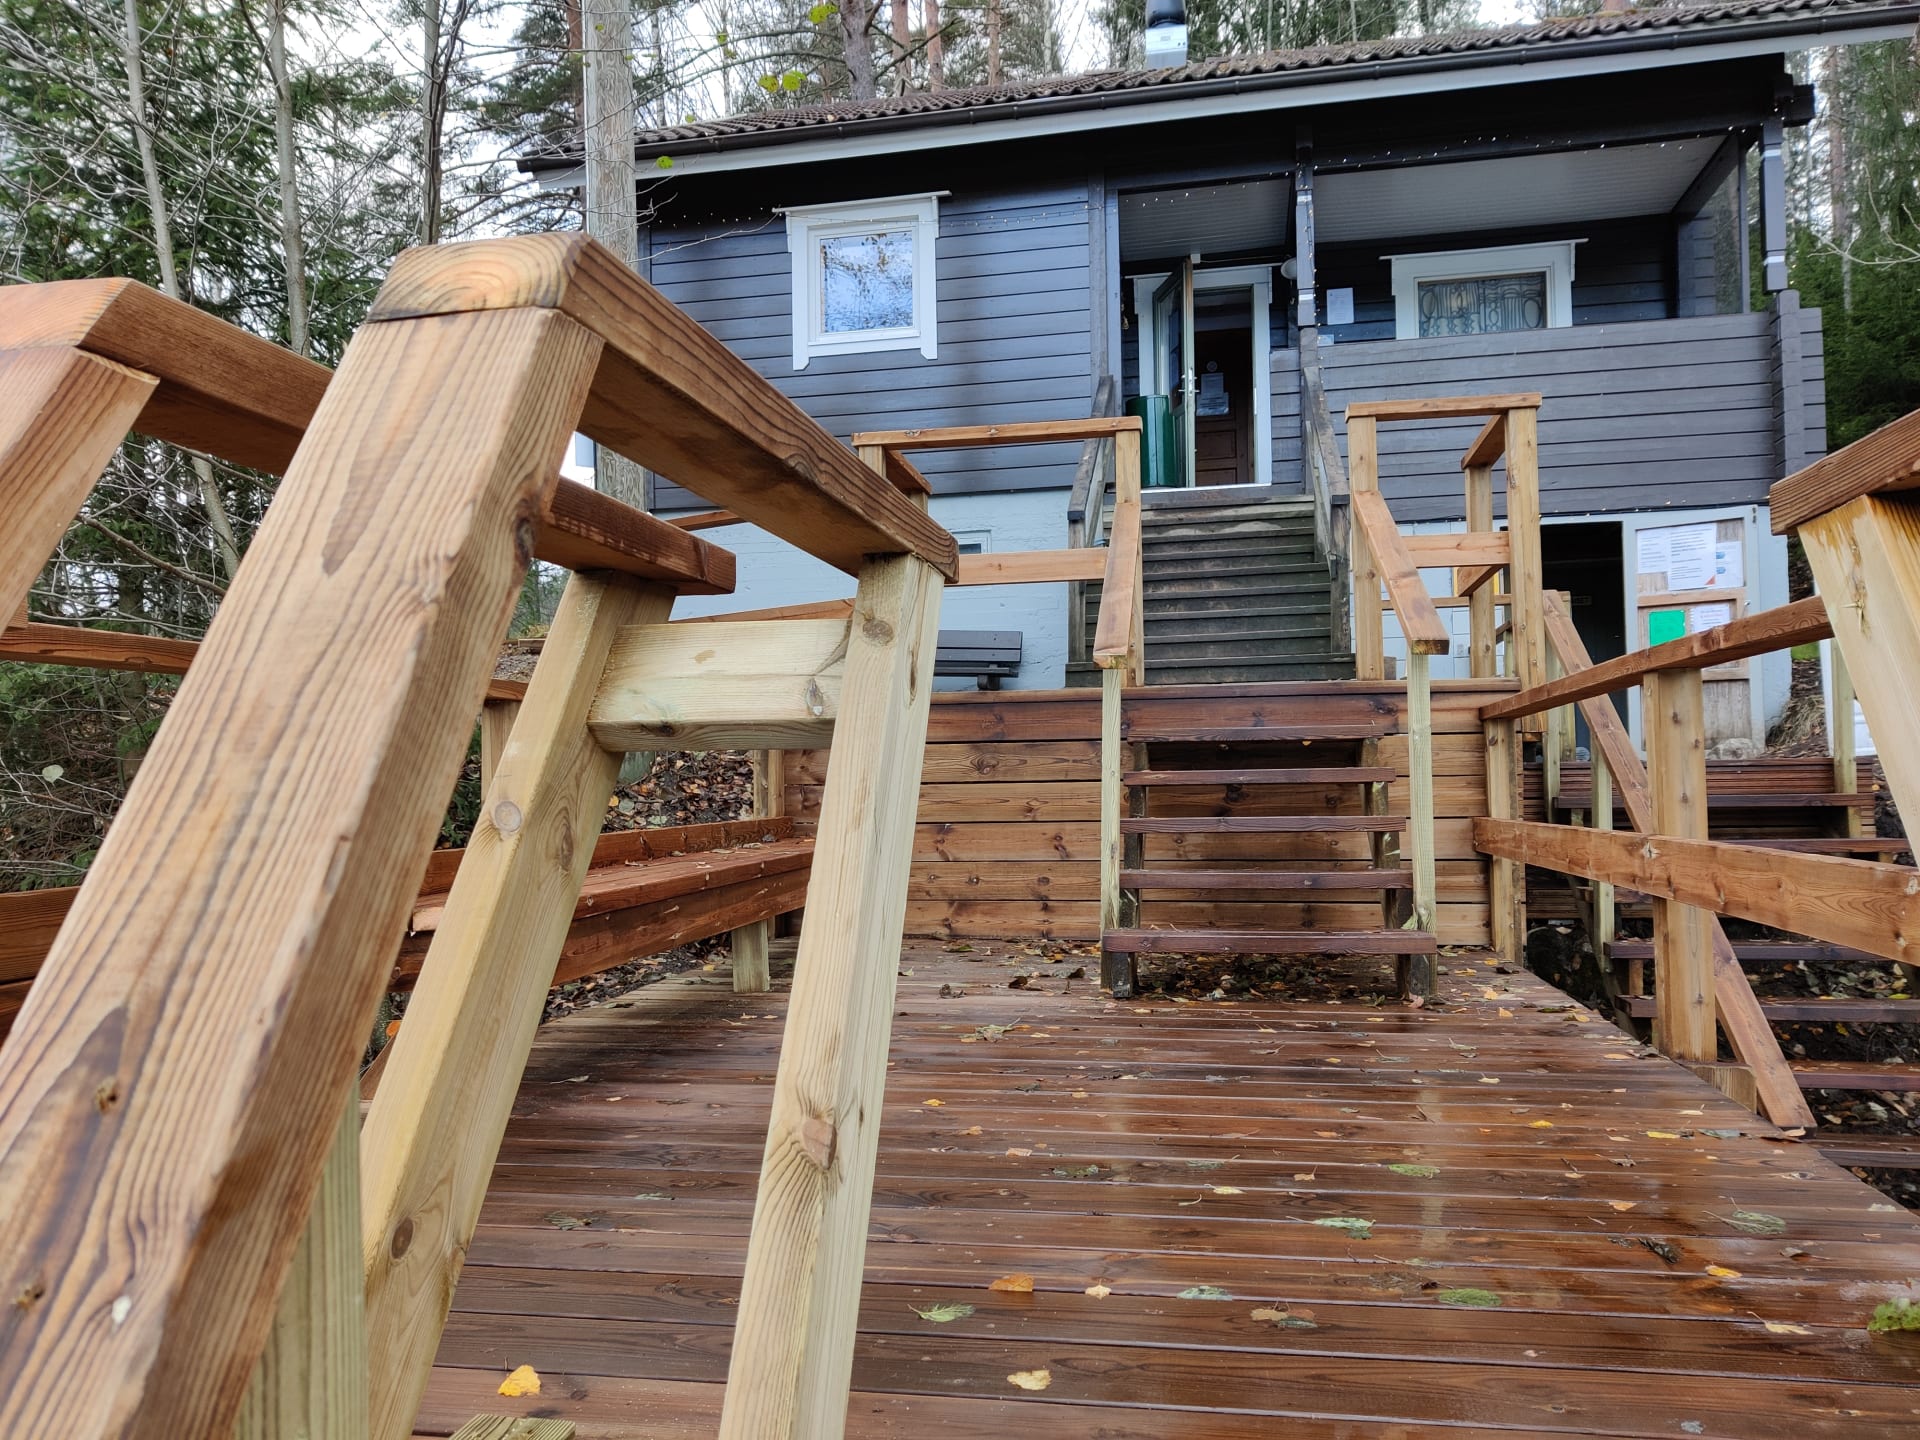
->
[526, 0, 1920, 747]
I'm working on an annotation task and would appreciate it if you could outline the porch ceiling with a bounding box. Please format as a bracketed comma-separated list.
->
[1316, 136, 1722, 244]
[1118, 176, 1291, 263]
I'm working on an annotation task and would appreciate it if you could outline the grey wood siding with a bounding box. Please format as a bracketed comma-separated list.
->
[645, 183, 1095, 509]
[1273, 311, 1817, 522]
[1317, 217, 1678, 344]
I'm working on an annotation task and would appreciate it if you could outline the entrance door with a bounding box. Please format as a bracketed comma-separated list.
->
[1193, 291, 1254, 487]
[1150, 259, 1197, 488]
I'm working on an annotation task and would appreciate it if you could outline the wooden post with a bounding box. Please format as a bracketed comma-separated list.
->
[1098, 663, 1130, 995]
[1504, 406, 1547, 732]
[1593, 743, 1619, 981]
[1348, 415, 1384, 679]
[1646, 666, 1716, 1062]
[0, 306, 605, 1440]
[1405, 648, 1438, 998]
[1542, 642, 1563, 817]
[719, 552, 943, 1440]
[1484, 716, 1524, 967]
[1801, 497, 1920, 856]
[1464, 461, 1496, 678]
[732, 748, 784, 993]
[1831, 639, 1861, 837]
[1115, 427, 1145, 685]
[234, 1088, 367, 1440]
[479, 696, 520, 791]
[0, 347, 157, 626]
[360, 573, 674, 1440]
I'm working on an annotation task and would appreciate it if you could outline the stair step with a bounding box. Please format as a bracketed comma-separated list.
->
[1558, 793, 1870, 812]
[1813, 1135, 1920, 1170]
[1145, 560, 1328, 582]
[1122, 815, 1404, 834]
[1151, 628, 1341, 653]
[1145, 537, 1318, 562]
[1101, 927, 1437, 956]
[1121, 868, 1414, 892]
[1141, 489, 1316, 515]
[1142, 605, 1332, 631]
[1792, 1060, 1920, 1091]
[1125, 767, 1396, 786]
[1142, 578, 1330, 601]
[1623, 996, 1920, 1023]
[1609, 940, 1899, 966]
[1124, 722, 1390, 744]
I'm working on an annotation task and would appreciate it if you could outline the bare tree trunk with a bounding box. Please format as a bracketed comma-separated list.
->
[582, 0, 648, 510]
[925, 0, 943, 88]
[120, 0, 243, 581]
[264, 0, 309, 356]
[1826, 46, 1853, 314]
[890, 0, 911, 94]
[421, 1, 442, 244]
[987, 0, 1001, 86]
[840, 0, 876, 100]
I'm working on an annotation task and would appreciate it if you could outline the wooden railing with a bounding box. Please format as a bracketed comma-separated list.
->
[851, 416, 1145, 944]
[0, 236, 964, 1440]
[1343, 393, 1542, 958]
[1298, 328, 1351, 653]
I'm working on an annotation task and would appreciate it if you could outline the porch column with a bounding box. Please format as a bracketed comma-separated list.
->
[1293, 129, 1316, 331]
[1759, 117, 1788, 293]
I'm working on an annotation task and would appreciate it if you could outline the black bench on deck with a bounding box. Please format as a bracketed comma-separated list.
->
[936, 629, 1022, 689]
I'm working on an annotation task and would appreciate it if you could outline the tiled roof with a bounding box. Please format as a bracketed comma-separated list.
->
[518, 0, 1915, 163]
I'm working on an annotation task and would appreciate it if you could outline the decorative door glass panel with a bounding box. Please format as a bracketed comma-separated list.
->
[1416, 272, 1548, 337]
[820, 229, 914, 333]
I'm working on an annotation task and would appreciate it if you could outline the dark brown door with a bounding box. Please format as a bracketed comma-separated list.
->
[1193, 324, 1252, 487]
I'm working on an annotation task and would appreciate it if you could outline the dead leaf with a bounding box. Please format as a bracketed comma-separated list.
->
[498, 1364, 541, 1397]
[1646, 1130, 1681, 1140]
[1609, 1201, 1638, 1212]
[1212, 1185, 1245, 1195]
[990, 1273, 1035, 1293]
[544, 1211, 595, 1231]
[1084, 1283, 1112, 1298]
[922, 1098, 945, 1108]
[1007, 1369, 1052, 1391]
[1528, 1120, 1555, 1129]
[1177, 1285, 1233, 1299]
[959, 1125, 983, 1136]
[1706, 1265, 1742, 1279]
[1764, 1321, 1813, 1336]
[912, 1302, 975, 1322]
[1006, 1147, 1033, 1157]
[1250, 1305, 1318, 1329]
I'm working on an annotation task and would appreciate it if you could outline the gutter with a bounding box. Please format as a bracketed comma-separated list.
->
[523, 5, 1920, 180]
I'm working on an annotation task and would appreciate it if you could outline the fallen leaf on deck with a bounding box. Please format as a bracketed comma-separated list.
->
[1869, 1298, 1920, 1334]
[1528, 1120, 1555, 1129]
[1705, 1265, 1743, 1279]
[1006, 1147, 1033, 1157]
[498, 1364, 541, 1397]
[1645, 1130, 1681, 1140]
[990, 1273, 1036, 1293]
[1724, 1210, 1787, 1237]
[1764, 1321, 1813, 1336]
[912, 1302, 975, 1322]
[959, 1125, 983, 1136]
[1084, 1283, 1112, 1298]
[1497, 1008, 1514, 1018]
[1313, 1217, 1374, 1238]
[1294, 1172, 1317, 1181]
[1250, 1306, 1318, 1329]
[1478, 1077, 1500, 1085]
[1438, 1288, 1501, 1308]
[1177, 1285, 1233, 1300]
[922, 1098, 945, 1108]
[1609, 1201, 1638, 1212]
[1007, 1369, 1052, 1391]
[544, 1212, 595, 1230]
[1388, 1163, 1438, 1178]
[1212, 1185, 1244, 1195]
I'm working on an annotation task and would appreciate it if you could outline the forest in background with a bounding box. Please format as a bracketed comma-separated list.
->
[0, 0, 1915, 888]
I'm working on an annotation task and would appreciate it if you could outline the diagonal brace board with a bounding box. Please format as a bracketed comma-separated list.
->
[360, 572, 673, 1440]
[719, 553, 945, 1440]
[0, 306, 605, 1440]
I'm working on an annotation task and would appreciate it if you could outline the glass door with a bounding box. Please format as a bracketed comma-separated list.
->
[1151, 257, 1197, 488]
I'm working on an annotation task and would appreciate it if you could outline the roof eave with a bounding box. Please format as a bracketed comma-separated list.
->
[522, 5, 1920, 182]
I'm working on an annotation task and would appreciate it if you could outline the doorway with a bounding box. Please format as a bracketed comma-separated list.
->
[1132, 264, 1274, 488]
[1541, 520, 1626, 751]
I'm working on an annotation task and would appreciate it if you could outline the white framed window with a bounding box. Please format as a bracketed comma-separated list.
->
[1386, 240, 1580, 341]
[950, 529, 991, 556]
[783, 193, 940, 369]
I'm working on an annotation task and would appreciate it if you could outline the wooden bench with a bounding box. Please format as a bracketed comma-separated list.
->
[935, 628, 1022, 689]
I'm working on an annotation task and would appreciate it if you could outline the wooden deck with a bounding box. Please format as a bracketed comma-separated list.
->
[416, 939, 1920, 1438]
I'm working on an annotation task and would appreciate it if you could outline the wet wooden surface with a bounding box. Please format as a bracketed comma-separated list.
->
[415, 940, 1920, 1438]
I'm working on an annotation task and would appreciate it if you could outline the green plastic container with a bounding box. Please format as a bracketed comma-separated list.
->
[1125, 394, 1181, 489]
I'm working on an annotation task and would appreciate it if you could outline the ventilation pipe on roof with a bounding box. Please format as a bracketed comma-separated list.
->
[1144, 0, 1188, 69]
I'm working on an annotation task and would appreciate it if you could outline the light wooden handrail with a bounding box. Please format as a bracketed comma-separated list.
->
[1348, 487, 1449, 655]
[1482, 596, 1831, 722]
[1092, 496, 1141, 667]
[852, 415, 1142, 451]
[1770, 406, 1920, 532]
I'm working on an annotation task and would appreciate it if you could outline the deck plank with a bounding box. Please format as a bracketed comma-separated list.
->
[420, 940, 1920, 1437]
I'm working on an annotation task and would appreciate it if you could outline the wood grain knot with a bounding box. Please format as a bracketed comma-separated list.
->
[799, 1115, 837, 1171]
[93, 1079, 119, 1114]
[863, 617, 895, 644]
[513, 515, 537, 568]
[13, 1278, 45, 1313]
[390, 1216, 415, 1260]
[493, 800, 524, 835]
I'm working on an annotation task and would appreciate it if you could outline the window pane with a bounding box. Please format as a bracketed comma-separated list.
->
[820, 229, 914, 333]
[1416, 272, 1547, 337]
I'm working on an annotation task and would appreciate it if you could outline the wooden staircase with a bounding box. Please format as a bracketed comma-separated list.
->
[1098, 695, 1436, 999]
[1070, 489, 1352, 687]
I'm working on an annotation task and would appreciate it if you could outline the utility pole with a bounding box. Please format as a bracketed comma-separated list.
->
[582, 0, 648, 509]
